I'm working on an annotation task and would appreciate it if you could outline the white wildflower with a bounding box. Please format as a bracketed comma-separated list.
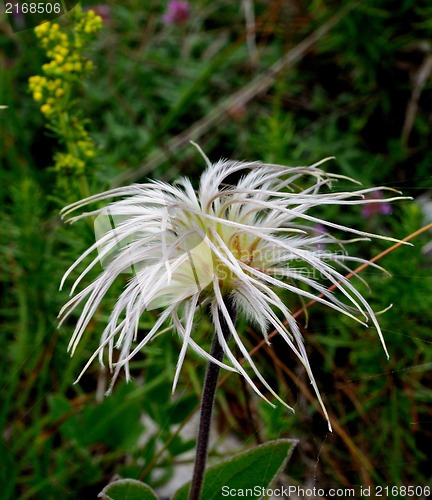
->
[59, 145, 408, 430]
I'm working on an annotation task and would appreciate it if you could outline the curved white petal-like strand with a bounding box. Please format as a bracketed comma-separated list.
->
[59, 149, 408, 429]
[172, 294, 199, 393]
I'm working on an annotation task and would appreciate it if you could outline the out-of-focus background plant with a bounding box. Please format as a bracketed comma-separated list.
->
[1, 1, 432, 498]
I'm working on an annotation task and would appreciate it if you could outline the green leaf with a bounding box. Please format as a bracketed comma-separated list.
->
[99, 479, 158, 500]
[173, 439, 298, 500]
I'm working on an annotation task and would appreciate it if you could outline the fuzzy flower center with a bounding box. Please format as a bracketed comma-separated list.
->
[166, 197, 271, 299]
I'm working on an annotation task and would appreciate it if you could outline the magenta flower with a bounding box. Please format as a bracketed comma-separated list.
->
[314, 224, 329, 250]
[8, 1, 25, 29]
[362, 191, 392, 218]
[162, 0, 190, 25]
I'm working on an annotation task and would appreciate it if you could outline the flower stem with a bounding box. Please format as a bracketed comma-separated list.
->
[188, 301, 236, 500]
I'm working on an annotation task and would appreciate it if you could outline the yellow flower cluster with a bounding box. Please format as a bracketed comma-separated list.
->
[28, 9, 103, 174]
[28, 75, 61, 115]
[75, 9, 104, 38]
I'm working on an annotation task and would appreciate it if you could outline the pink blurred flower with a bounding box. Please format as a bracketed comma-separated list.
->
[314, 224, 329, 250]
[162, 0, 190, 25]
[362, 191, 392, 218]
[8, 1, 25, 29]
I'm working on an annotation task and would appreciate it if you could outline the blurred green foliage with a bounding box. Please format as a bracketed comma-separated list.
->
[1, 0, 432, 498]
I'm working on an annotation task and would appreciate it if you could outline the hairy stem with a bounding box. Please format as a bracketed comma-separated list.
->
[188, 301, 236, 500]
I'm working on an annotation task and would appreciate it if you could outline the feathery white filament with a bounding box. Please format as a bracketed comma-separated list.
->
[59, 150, 410, 429]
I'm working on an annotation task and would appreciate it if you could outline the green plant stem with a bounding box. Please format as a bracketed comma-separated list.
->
[188, 301, 236, 500]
